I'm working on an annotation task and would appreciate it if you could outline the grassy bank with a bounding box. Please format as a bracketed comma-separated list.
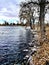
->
[32, 26, 49, 65]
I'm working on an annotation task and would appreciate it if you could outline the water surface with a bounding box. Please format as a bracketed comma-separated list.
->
[0, 26, 32, 65]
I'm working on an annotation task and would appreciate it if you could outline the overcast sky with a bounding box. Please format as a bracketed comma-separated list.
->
[0, 0, 25, 17]
[0, 0, 25, 23]
[0, 0, 49, 24]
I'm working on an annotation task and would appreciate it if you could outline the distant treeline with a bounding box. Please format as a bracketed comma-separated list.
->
[0, 21, 27, 26]
[0, 21, 16, 26]
[0, 21, 49, 26]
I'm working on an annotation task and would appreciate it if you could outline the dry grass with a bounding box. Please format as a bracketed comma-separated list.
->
[33, 43, 49, 65]
[45, 26, 49, 40]
[32, 26, 49, 65]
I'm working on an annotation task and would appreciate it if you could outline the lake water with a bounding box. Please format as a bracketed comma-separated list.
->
[0, 26, 32, 65]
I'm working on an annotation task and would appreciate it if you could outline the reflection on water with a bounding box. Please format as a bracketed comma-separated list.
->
[0, 26, 32, 65]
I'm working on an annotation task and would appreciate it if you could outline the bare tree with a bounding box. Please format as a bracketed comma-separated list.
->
[19, 2, 36, 29]
[20, 0, 49, 39]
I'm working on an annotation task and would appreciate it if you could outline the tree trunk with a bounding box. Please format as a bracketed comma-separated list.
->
[39, 4, 46, 39]
[33, 18, 35, 30]
[31, 12, 35, 30]
[30, 18, 32, 29]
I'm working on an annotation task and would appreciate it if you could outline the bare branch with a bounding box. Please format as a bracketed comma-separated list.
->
[46, 1, 49, 4]
[23, 1, 39, 7]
